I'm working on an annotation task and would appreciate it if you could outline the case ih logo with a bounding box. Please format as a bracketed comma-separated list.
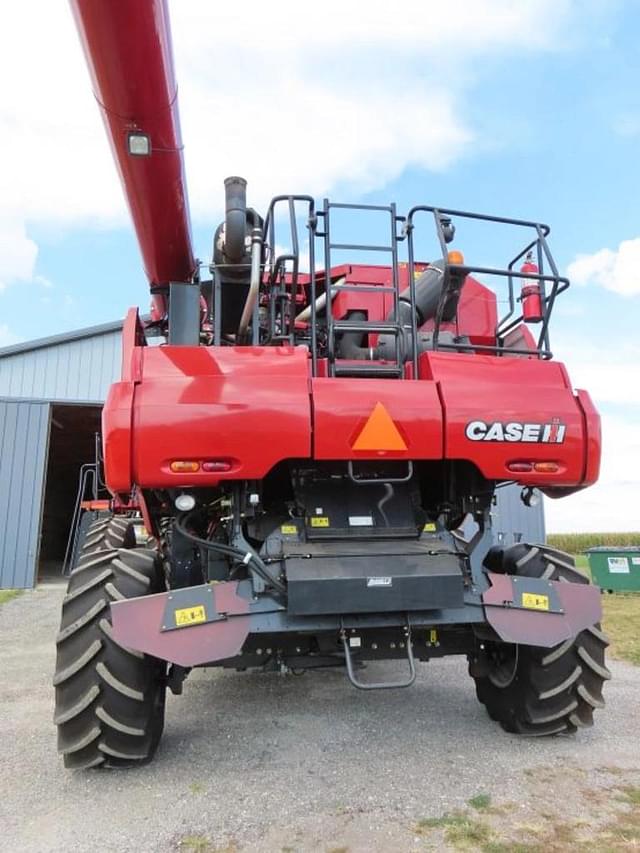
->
[465, 420, 566, 443]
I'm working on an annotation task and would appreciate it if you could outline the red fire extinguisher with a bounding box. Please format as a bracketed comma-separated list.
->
[520, 251, 543, 323]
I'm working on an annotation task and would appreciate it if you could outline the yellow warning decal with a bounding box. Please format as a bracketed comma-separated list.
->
[423, 522, 437, 532]
[175, 605, 206, 627]
[522, 593, 549, 611]
[281, 524, 298, 535]
[429, 628, 438, 644]
[310, 516, 330, 528]
[352, 402, 408, 452]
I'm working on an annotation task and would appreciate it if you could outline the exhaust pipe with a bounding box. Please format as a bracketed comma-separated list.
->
[224, 176, 248, 264]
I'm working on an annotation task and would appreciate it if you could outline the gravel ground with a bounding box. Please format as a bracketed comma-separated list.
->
[1, 582, 639, 853]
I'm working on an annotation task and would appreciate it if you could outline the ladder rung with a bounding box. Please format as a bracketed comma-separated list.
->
[329, 243, 393, 253]
[326, 202, 393, 213]
[333, 362, 403, 378]
[333, 321, 401, 334]
[331, 284, 396, 293]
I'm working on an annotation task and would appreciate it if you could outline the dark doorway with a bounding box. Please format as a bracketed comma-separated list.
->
[38, 404, 102, 580]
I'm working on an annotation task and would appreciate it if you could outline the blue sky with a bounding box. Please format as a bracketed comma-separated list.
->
[1, 1, 638, 531]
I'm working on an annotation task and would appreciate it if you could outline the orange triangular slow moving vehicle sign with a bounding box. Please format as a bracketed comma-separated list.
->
[352, 402, 408, 451]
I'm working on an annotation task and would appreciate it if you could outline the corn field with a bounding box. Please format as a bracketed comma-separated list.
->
[547, 532, 640, 553]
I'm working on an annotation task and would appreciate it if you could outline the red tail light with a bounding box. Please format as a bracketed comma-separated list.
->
[507, 462, 533, 473]
[202, 460, 233, 473]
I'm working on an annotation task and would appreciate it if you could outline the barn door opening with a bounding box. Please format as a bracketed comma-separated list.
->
[38, 404, 103, 581]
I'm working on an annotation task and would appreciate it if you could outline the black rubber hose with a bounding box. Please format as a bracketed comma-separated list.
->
[337, 259, 463, 361]
[337, 311, 369, 360]
[224, 176, 247, 263]
[174, 514, 287, 595]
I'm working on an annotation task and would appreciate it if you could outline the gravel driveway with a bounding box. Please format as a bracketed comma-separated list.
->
[1, 582, 639, 852]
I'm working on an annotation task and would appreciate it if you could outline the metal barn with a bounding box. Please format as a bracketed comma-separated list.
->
[0, 321, 544, 588]
[0, 321, 121, 588]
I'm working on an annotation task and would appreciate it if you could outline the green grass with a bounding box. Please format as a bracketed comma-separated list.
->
[416, 781, 640, 852]
[468, 793, 492, 811]
[619, 786, 640, 806]
[574, 554, 589, 572]
[0, 589, 22, 605]
[569, 555, 640, 666]
[416, 811, 492, 847]
[178, 837, 212, 853]
[601, 594, 640, 666]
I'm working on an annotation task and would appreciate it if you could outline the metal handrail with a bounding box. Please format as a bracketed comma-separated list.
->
[405, 205, 569, 359]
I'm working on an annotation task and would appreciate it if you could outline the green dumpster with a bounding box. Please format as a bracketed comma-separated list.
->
[586, 546, 640, 593]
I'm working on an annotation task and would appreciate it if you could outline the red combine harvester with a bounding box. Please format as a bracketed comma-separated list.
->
[54, 0, 609, 769]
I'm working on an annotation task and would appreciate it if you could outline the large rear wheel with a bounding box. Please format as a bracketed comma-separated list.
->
[53, 515, 167, 768]
[471, 544, 610, 736]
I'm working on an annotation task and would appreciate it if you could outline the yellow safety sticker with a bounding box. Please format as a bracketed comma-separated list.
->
[522, 592, 550, 611]
[429, 628, 438, 644]
[280, 524, 298, 535]
[423, 522, 437, 532]
[175, 605, 206, 627]
[310, 517, 330, 528]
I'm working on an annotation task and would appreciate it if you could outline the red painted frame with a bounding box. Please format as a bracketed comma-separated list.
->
[102, 263, 600, 498]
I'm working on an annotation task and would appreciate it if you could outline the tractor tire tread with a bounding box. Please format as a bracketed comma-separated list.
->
[472, 543, 609, 737]
[53, 515, 166, 770]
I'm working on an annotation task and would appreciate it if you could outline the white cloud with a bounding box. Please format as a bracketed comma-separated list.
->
[545, 413, 640, 533]
[545, 338, 640, 532]
[172, 0, 574, 216]
[567, 238, 640, 296]
[0, 0, 576, 288]
[554, 340, 640, 408]
[0, 218, 38, 290]
[0, 324, 22, 348]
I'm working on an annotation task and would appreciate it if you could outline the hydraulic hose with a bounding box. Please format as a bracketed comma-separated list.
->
[174, 514, 287, 595]
[237, 226, 264, 340]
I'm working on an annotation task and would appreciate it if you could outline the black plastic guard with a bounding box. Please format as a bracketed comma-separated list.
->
[286, 540, 464, 615]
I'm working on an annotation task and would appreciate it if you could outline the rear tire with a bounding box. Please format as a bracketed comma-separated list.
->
[53, 515, 167, 769]
[471, 544, 610, 736]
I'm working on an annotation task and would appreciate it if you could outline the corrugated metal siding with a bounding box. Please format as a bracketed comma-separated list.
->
[0, 330, 121, 402]
[0, 401, 50, 588]
[493, 484, 545, 546]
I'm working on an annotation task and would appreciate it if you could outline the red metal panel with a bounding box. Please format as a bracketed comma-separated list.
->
[483, 572, 601, 647]
[424, 352, 586, 486]
[111, 583, 251, 666]
[311, 378, 443, 460]
[70, 0, 195, 317]
[102, 381, 134, 494]
[575, 389, 602, 486]
[130, 346, 312, 486]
